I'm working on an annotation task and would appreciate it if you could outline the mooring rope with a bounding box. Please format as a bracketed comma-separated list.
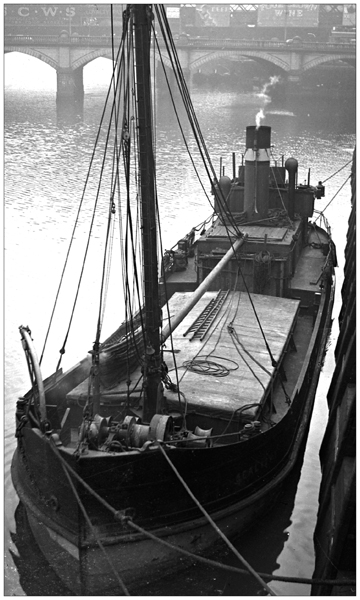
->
[46, 438, 355, 591]
[48, 437, 274, 595]
[58, 442, 130, 596]
[156, 443, 276, 595]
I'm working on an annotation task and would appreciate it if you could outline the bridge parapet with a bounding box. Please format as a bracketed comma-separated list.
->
[4, 34, 356, 53]
[5, 34, 355, 100]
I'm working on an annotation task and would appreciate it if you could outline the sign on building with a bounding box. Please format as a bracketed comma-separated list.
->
[258, 4, 319, 27]
[4, 4, 122, 27]
[195, 5, 230, 28]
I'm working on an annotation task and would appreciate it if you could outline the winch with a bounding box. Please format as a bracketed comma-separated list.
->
[81, 413, 213, 451]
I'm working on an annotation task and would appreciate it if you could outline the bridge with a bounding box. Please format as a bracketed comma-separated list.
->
[4, 33, 355, 100]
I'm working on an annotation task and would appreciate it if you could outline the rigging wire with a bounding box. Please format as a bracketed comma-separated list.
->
[153, 7, 241, 237]
[320, 158, 352, 183]
[151, 17, 288, 384]
[39, 39, 123, 368]
[314, 174, 351, 223]
[53, 38, 126, 372]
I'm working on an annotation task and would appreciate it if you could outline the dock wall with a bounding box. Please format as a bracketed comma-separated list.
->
[311, 149, 356, 596]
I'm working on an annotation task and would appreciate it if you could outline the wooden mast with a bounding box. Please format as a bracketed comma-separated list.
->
[133, 4, 162, 422]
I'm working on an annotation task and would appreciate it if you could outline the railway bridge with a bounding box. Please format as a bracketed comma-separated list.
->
[4, 34, 355, 100]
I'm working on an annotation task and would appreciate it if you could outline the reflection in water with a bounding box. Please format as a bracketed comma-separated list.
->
[5, 52, 355, 595]
[10, 504, 72, 596]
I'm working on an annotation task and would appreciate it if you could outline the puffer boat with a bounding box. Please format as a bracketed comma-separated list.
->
[11, 4, 336, 595]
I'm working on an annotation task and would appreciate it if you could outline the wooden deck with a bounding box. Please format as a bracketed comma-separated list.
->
[67, 291, 300, 421]
[163, 291, 300, 419]
[291, 227, 329, 294]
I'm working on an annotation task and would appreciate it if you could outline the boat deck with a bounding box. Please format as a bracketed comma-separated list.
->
[291, 229, 328, 293]
[163, 291, 299, 419]
[67, 291, 300, 421]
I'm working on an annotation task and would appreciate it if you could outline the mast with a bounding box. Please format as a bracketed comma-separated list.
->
[133, 4, 162, 422]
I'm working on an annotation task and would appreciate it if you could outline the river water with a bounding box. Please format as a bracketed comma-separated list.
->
[4, 53, 355, 596]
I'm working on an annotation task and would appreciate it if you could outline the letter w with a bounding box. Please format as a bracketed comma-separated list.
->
[41, 7, 58, 17]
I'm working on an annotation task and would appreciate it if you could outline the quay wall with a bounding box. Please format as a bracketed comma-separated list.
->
[311, 149, 356, 596]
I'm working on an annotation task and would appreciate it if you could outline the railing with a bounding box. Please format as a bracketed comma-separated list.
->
[4, 34, 356, 52]
[184, 38, 355, 51]
[4, 34, 116, 46]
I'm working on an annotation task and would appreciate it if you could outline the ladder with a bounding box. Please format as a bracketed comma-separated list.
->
[183, 290, 229, 341]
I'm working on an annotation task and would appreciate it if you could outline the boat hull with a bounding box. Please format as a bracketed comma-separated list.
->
[11, 279, 334, 594]
[12, 439, 294, 594]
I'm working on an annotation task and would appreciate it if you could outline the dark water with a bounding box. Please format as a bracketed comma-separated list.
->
[4, 54, 355, 596]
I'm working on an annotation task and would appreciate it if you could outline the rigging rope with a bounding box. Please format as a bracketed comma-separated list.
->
[40, 41, 123, 368]
[321, 158, 352, 183]
[147, 34, 284, 377]
[314, 174, 351, 223]
[52, 37, 126, 373]
[153, 7, 241, 238]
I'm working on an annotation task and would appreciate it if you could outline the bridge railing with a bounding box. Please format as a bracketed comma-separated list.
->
[4, 34, 356, 52]
[4, 34, 117, 46]
[184, 38, 355, 51]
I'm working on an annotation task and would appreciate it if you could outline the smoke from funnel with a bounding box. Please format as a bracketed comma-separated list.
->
[255, 108, 265, 129]
[254, 75, 280, 129]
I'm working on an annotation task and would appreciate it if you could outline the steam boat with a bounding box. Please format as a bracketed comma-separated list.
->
[11, 5, 336, 595]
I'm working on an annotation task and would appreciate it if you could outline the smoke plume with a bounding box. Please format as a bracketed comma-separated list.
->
[255, 75, 280, 129]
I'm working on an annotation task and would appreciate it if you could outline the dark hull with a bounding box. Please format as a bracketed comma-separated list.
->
[11, 279, 334, 594]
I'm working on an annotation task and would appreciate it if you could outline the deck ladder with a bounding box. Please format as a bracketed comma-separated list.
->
[183, 290, 229, 341]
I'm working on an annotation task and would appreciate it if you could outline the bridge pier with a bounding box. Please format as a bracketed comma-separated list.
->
[56, 67, 84, 101]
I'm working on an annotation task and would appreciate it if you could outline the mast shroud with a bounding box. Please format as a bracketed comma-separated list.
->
[133, 4, 162, 422]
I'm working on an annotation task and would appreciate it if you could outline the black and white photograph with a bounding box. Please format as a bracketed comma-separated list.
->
[4, 3, 355, 596]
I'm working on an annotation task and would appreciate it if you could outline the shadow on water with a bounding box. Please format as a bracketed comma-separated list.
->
[9, 452, 305, 596]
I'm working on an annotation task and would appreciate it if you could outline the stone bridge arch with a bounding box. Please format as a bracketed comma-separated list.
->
[154, 51, 173, 70]
[189, 50, 290, 74]
[71, 48, 114, 70]
[72, 48, 173, 71]
[302, 53, 352, 71]
[4, 47, 58, 70]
